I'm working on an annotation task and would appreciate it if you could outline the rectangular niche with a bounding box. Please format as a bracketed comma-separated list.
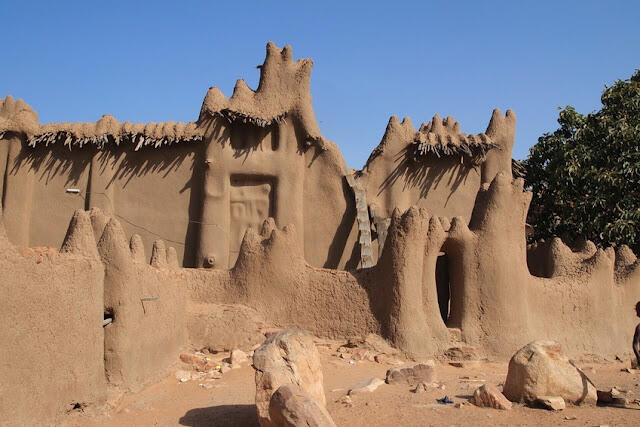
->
[229, 175, 276, 266]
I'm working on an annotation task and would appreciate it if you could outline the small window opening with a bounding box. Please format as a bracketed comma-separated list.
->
[103, 308, 114, 327]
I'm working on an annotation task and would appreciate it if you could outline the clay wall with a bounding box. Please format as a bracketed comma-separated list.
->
[525, 241, 640, 359]
[193, 43, 357, 270]
[93, 209, 188, 391]
[301, 139, 358, 269]
[356, 110, 517, 264]
[185, 219, 379, 338]
[360, 117, 483, 223]
[0, 207, 194, 425]
[2, 194, 639, 426]
[1, 43, 511, 272]
[0, 136, 202, 266]
[443, 174, 640, 358]
[184, 175, 640, 361]
[98, 145, 202, 267]
[0, 210, 106, 426]
[194, 117, 356, 270]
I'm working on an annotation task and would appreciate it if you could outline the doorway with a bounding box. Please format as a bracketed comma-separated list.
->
[435, 252, 450, 324]
[228, 175, 276, 266]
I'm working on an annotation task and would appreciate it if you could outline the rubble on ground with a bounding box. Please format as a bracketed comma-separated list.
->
[386, 362, 436, 386]
[334, 334, 403, 365]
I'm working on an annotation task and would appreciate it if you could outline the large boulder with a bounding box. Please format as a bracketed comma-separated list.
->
[253, 329, 326, 426]
[503, 341, 597, 405]
[269, 384, 336, 427]
[472, 384, 512, 410]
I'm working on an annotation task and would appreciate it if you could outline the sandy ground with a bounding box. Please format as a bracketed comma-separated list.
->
[64, 343, 640, 427]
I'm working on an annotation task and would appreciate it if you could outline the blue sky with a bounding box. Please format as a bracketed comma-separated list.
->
[2, 1, 639, 167]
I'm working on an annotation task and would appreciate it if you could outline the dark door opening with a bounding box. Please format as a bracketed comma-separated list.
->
[435, 253, 450, 324]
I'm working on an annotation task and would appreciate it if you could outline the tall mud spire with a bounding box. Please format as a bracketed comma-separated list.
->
[199, 42, 324, 145]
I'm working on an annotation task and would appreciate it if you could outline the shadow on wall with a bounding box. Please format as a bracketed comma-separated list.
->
[11, 140, 91, 186]
[95, 146, 205, 267]
[204, 117, 277, 164]
[324, 176, 357, 269]
[9, 142, 205, 267]
[97, 146, 195, 188]
[10, 142, 198, 191]
[230, 122, 279, 158]
[179, 404, 258, 427]
[378, 146, 477, 201]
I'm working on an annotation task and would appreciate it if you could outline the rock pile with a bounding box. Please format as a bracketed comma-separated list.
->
[174, 346, 251, 385]
[336, 334, 402, 364]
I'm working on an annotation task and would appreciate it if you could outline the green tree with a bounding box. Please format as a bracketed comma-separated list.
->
[525, 70, 640, 253]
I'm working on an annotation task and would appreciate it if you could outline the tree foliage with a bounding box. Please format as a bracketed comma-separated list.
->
[525, 70, 640, 253]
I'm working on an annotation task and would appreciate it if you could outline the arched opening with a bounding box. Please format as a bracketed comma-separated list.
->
[435, 252, 450, 324]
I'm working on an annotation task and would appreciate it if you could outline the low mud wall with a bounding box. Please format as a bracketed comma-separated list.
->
[185, 174, 640, 360]
[0, 210, 106, 426]
[0, 208, 192, 425]
[185, 219, 380, 339]
[2, 182, 640, 425]
[92, 209, 188, 392]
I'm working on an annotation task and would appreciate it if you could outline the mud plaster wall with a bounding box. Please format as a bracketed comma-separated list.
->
[93, 208, 188, 392]
[0, 207, 192, 425]
[185, 174, 640, 361]
[194, 115, 355, 270]
[442, 174, 640, 359]
[0, 210, 106, 426]
[0, 43, 506, 271]
[526, 238, 640, 358]
[0, 137, 201, 266]
[2, 185, 640, 426]
[361, 117, 483, 223]
[360, 110, 517, 224]
[0, 125, 353, 271]
[186, 219, 379, 338]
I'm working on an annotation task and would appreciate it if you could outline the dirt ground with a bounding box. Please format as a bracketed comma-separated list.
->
[64, 341, 640, 427]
